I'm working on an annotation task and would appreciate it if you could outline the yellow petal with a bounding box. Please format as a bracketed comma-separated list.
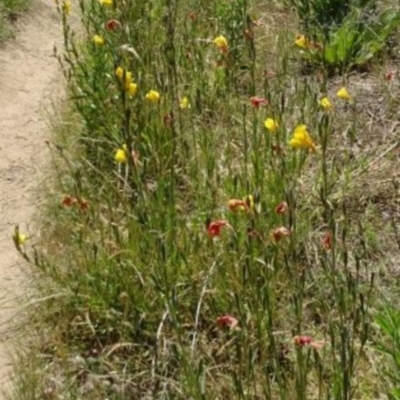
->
[145, 90, 160, 102]
[264, 118, 278, 133]
[293, 124, 307, 136]
[115, 66, 124, 80]
[18, 233, 27, 245]
[62, 0, 71, 14]
[289, 137, 302, 148]
[93, 35, 105, 45]
[337, 87, 351, 100]
[289, 125, 316, 151]
[99, 0, 113, 6]
[319, 97, 332, 110]
[213, 35, 228, 51]
[115, 67, 133, 88]
[115, 148, 127, 163]
[128, 83, 138, 96]
[295, 35, 308, 48]
[179, 96, 190, 109]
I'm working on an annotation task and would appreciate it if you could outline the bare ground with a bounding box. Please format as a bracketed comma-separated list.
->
[0, 0, 62, 395]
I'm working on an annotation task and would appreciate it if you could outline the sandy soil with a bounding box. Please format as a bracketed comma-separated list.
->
[0, 0, 62, 395]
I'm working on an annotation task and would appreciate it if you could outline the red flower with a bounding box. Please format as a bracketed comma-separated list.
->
[384, 70, 396, 81]
[270, 226, 290, 242]
[294, 335, 313, 347]
[78, 198, 89, 211]
[216, 314, 238, 329]
[275, 201, 288, 214]
[207, 220, 229, 237]
[250, 96, 268, 108]
[322, 231, 332, 250]
[105, 19, 121, 31]
[294, 335, 324, 349]
[62, 195, 77, 207]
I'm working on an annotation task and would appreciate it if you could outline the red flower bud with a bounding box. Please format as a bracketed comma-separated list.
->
[216, 314, 238, 329]
[105, 19, 121, 31]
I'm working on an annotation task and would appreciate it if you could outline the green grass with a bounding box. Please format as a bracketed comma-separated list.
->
[9, 0, 400, 399]
[0, 0, 30, 40]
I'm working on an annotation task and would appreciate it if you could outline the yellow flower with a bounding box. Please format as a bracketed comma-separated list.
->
[264, 118, 279, 133]
[115, 67, 132, 84]
[17, 233, 27, 246]
[289, 124, 316, 151]
[319, 97, 333, 111]
[146, 90, 160, 102]
[115, 148, 127, 163]
[213, 35, 228, 52]
[179, 96, 190, 109]
[62, 0, 71, 14]
[295, 35, 308, 49]
[99, 0, 113, 6]
[115, 66, 124, 80]
[115, 67, 138, 93]
[93, 35, 105, 46]
[128, 83, 138, 96]
[336, 87, 351, 100]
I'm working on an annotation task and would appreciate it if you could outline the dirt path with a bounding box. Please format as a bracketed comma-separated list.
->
[0, 0, 62, 394]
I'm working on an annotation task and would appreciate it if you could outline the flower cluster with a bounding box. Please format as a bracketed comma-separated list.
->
[85, 5, 169, 115]
[115, 67, 138, 96]
[318, 87, 352, 112]
[215, 316, 325, 352]
[257, 86, 353, 152]
[61, 195, 89, 211]
[207, 196, 292, 244]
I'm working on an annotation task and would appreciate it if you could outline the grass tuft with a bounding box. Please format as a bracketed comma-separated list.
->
[0, 0, 30, 40]
[9, 0, 400, 398]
